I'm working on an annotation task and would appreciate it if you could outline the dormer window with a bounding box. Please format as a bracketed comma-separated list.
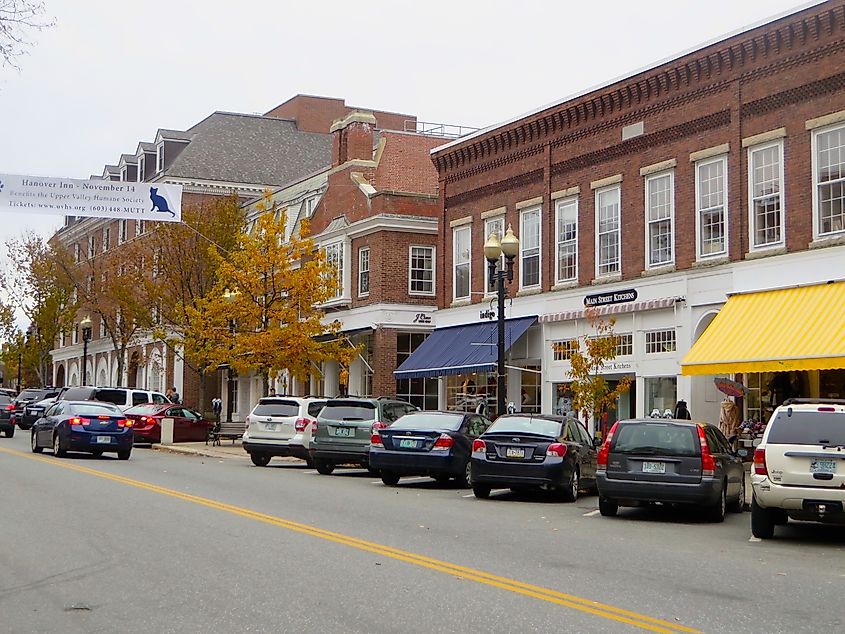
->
[305, 196, 318, 217]
[137, 156, 145, 182]
[156, 144, 164, 172]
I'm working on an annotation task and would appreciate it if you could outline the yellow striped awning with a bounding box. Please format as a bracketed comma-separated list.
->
[681, 281, 845, 375]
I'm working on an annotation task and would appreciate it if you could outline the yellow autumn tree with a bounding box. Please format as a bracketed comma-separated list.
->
[194, 195, 358, 394]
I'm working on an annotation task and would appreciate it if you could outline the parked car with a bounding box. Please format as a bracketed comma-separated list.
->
[242, 396, 326, 467]
[310, 397, 418, 474]
[370, 411, 492, 486]
[470, 414, 597, 501]
[31, 400, 134, 459]
[13, 388, 60, 429]
[56, 386, 170, 412]
[0, 393, 15, 437]
[751, 399, 845, 539]
[125, 403, 215, 444]
[0, 388, 18, 398]
[595, 418, 745, 522]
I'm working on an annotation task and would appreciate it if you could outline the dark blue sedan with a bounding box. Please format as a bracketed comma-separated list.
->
[31, 400, 134, 460]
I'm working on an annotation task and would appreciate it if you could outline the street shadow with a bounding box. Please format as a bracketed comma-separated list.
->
[765, 521, 845, 546]
[50, 452, 120, 461]
[265, 461, 312, 470]
[609, 503, 728, 525]
[324, 468, 379, 478]
[478, 488, 598, 505]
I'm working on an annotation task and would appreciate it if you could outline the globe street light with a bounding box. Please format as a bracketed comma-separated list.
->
[483, 224, 519, 417]
[80, 316, 93, 386]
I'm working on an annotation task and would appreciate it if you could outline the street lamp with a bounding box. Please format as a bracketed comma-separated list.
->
[484, 224, 520, 417]
[18, 326, 32, 393]
[222, 289, 238, 423]
[80, 315, 92, 387]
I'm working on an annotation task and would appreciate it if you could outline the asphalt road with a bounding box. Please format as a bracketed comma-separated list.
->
[0, 433, 842, 634]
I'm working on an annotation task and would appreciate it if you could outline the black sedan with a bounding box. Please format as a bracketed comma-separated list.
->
[31, 400, 134, 460]
[470, 414, 598, 501]
[370, 411, 492, 486]
[0, 393, 14, 437]
[14, 388, 60, 430]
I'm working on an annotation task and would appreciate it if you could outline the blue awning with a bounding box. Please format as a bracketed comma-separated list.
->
[394, 316, 538, 379]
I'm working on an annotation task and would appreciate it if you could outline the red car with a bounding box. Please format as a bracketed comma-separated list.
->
[125, 403, 215, 443]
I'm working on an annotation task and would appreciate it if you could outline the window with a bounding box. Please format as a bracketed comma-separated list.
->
[596, 186, 621, 276]
[136, 219, 146, 236]
[151, 304, 161, 325]
[645, 172, 674, 267]
[358, 247, 370, 297]
[74, 243, 81, 263]
[72, 325, 78, 345]
[156, 143, 164, 172]
[409, 246, 434, 295]
[453, 226, 471, 300]
[615, 333, 633, 356]
[644, 377, 677, 417]
[395, 333, 438, 410]
[100, 318, 106, 338]
[120, 167, 127, 182]
[552, 339, 578, 361]
[645, 329, 676, 354]
[520, 207, 541, 288]
[102, 227, 111, 252]
[813, 125, 845, 237]
[137, 156, 145, 182]
[360, 334, 373, 397]
[696, 156, 727, 257]
[119, 219, 128, 244]
[484, 216, 504, 294]
[152, 249, 161, 278]
[305, 196, 319, 217]
[323, 242, 344, 300]
[88, 235, 96, 259]
[555, 198, 578, 282]
[748, 141, 784, 248]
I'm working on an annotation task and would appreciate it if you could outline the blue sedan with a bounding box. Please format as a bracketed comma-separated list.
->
[31, 400, 134, 460]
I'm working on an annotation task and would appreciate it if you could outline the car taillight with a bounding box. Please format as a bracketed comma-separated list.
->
[5, 403, 14, 411]
[697, 425, 716, 477]
[69, 417, 90, 427]
[371, 421, 388, 433]
[432, 433, 454, 451]
[124, 419, 134, 427]
[472, 438, 486, 454]
[754, 447, 768, 476]
[546, 443, 568, 458]
[370, 431, 383, 448]
[596, 422, 618, 473]
[311, 420, 318, 434]
[294, 418, 310, 432]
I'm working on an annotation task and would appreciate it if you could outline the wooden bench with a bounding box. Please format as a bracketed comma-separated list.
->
[207, 421, 246, 446]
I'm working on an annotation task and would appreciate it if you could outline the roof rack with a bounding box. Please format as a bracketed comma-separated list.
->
[782, 398, 845, 406]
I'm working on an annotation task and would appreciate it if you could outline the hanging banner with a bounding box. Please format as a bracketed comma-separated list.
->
[0, 174, 182, 222]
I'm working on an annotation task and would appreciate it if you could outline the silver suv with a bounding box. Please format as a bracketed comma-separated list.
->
[242, 397, 326, 467]
[751, 399, 845, 538]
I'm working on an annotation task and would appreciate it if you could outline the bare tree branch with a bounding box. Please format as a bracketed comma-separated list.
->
[0, 0, 55, 70]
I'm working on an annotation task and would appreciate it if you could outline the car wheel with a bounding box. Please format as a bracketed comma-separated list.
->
[52, 433, 66, 457]
[314, 459, 335, 475]
[560, 469, 579, 502]
[31, 432, 42, 454]
[728, 476, 745, 513]
[250, 453, 271, 467]
[455, 461, 472, 488]
[751, 495, 776, 539]
[381, 471, 400, 486]
[599, 498, 618, 517]
[5, 426, 14, 438]
[472, 484, 491, 499]
[706, 484, 727, 522]
[117, 449, 131, 461]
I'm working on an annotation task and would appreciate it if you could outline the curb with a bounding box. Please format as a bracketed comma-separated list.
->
[151, 444, 245, 459]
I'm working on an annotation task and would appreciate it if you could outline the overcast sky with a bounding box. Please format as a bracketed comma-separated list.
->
[0, 0, 819, 318]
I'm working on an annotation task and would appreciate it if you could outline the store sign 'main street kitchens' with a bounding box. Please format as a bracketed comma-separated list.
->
[584, 288, 637, 307]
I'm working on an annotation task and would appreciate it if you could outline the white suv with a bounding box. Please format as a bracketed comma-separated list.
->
[751, 399, 845, 539]
[242, 396, 326, 467]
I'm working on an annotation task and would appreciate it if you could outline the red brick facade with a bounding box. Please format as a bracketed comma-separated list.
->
[265, 94, 415, 134]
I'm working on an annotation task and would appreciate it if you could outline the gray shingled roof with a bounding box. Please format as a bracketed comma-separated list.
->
[162, 113, 332, 186]
[157, 128, 193, 142]
[118, 154, 137, 165]
[136, 141, 155, 154]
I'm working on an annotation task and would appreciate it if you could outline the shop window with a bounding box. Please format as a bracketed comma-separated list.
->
[453, 226, 471, 300]
[409, 246, 434, 295]
[814, 125, 845, 237]
[552, 339, 578, 361]
[520, 367, 541, 414]
[395, 333, 437, 410]
[553, 383, 576, 417]
[484, 216, 504, 293]
[748, 141, 784, 249]
[645, 172, 674, 267]
[696, 156, 727, 257]
[358, 247, 370, 297]
[596, 186, 621, 276]
[520, 206, 541, 288]
[820, 369, 845, 399]
[555, 198, 578, 282]
[447, 372, 497, 418]
[644, 376, 677, 417]
[645, 329, 676, 354]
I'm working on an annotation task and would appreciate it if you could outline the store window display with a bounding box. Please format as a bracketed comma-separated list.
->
[644, 376, 677, 418]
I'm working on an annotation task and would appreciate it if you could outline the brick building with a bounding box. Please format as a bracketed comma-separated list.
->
[396, 1, 845, 431]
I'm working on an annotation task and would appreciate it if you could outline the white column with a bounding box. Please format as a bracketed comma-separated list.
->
[173, 345, 184, 395]
[324, 362, 340, 397]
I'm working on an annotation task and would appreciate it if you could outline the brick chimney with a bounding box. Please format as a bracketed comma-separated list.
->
[330, 111, 377, 167]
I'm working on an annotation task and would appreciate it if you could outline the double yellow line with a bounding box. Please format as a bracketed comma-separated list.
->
[1, 446, 699, 633]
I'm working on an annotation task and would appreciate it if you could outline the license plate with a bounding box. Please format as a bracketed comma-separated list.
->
[642, 461, 666, 474]
[264, 423, 278, 431]
[505, 447, 525, 459]
[332, 426, 353, 437]
[810, 459, 836, 474]
[96, 436, 111, 444]
[399, 438, 417, 449]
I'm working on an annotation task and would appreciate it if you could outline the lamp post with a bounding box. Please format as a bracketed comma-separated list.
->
[484, 225, 520, 417]
[80, 316, 92, 387]
[18, 327, 31, 393]
[222, 289, 238, 423]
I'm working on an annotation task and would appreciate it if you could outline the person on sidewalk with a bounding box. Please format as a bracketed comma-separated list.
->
[167, 387, 181, 404]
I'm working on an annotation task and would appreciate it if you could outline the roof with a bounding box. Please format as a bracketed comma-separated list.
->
[162, 112, 332, 186]
[136, 141, 156, 154]
[157, 128, 193, 142]
[118, 154, 137, 165]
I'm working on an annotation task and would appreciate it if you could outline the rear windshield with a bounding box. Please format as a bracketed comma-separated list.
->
[126, 404, 164, 415]
[93, 389, 129, 405]
[252, 400, 299, 417]
[69, 403, 122, 416]
[767, 411, 845, 446]
[307, 402, 326, 418]
[320, 401, 377, 422]
[0, 395, 10, 404]
[59, 388, 95, 401]
[390, 413, 464, 431]
[612, 423, 700, 456]
[18, 389, 46, 400]
[487, 416, 562, 437]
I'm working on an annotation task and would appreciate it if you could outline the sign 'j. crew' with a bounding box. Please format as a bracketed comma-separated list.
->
[584, 288, 638, 307]
[0, 174, 183, 222]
